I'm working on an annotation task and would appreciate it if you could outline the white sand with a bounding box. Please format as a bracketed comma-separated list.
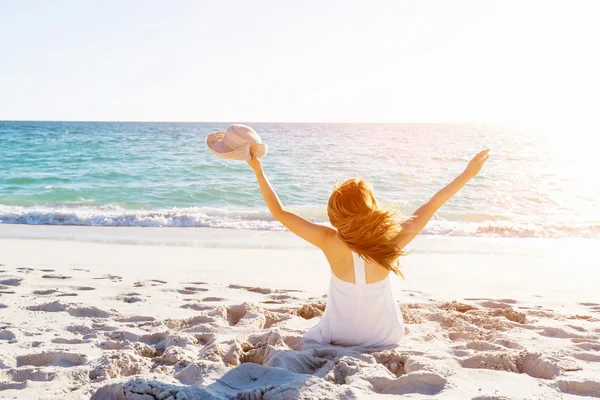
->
[0, 225, 599, 399]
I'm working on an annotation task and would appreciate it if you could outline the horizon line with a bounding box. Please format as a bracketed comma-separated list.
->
[0, 119, 507, 125]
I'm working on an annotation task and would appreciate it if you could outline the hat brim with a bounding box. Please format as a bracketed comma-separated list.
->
[205, 132, 268, 161]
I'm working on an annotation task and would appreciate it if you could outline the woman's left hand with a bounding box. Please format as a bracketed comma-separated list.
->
[463, 149, 490, 179]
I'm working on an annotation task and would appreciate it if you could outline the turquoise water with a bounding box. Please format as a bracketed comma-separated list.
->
[1, 121, 598, 237]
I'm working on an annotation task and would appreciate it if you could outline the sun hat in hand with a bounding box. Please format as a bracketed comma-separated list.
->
[205, 124, 268, 161]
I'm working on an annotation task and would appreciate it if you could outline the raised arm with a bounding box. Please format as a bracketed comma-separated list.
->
[397, 149, 490, 250]
[247, 150, 335, 249]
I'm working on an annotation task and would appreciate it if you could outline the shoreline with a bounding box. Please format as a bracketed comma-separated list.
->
[2, 223, 597, 249]
[1, 224, 599, 305]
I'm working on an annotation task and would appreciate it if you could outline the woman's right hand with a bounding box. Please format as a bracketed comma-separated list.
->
[464, 149, 490, 179]
[247, 148, 263, 173]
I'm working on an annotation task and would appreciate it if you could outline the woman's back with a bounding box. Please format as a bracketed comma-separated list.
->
[323, 235, 391, 284]
[303, 246, 405, 348]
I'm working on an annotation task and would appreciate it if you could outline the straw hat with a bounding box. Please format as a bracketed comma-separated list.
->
[205, 124, 268, 161]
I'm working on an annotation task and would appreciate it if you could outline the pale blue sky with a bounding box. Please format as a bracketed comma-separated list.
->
[0, 0, 598, 123]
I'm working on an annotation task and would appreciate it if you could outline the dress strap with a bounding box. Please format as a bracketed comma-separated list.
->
[352, 252, 367, 284]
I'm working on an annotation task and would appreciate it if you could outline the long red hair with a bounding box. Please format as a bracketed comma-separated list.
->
[327, 179, 406, 278]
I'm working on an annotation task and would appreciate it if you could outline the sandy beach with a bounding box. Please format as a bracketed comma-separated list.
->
[3, 0, 600, 397]
[0, 225, 598, 399]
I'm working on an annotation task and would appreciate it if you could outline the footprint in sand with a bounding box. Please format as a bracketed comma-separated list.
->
[75, 286, 96, 291]
[39, 269, 55, 272]
[93, 274, 123, 282]
[465, 297, 517, 304]
[202, 296, 226, 302]
[119, 293, 144, 303]
[33, 289, 60, 295]
[573, 341, 600, 352]
[491, 339, 524, 349]
[174, 286, 208, 295]
[471, 300, 518, 310]
[579, 302, 600, 314]
[0, 278, 22, 286]
[571, 338, 598, 343]
[460, 351, 571, 380]
[93, 380, 188, 400]
[371, 371, 446, 395]
[27, 301, 112, 318]
[111, 291, 144, 303]
[273, 294, 294, 300]
[114, 316, 156, 324]
[123, 296, 143, 303]
[181, 303, 214, 311]
[42, 274, 72, 280]
[229, 284, 303, 296]
[462, 341, 505, 352]
[51, 337, 87, 345]
[0, 329, 17, 341]
[573, 352, 600, 362]
[0, 304, 7, 309]
[537, 326, 587, 339]
[261, 293, 298, 304]
[0, 382, 27, 391]
[566, 324, 588, 332]
[33, 289, 78, 297]
[229, 284, 273, 295]
[403, 289, 425, 296]
[225, 303, 264, 329]
[16, 267, 35, 274]
[557, 379, 600, 397]
[16, 351, 87, 367]
[134, 279, 166, 287]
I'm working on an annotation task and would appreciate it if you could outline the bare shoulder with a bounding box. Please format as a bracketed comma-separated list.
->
[323, 226, 339, 240]
[320, 228, 346, 254]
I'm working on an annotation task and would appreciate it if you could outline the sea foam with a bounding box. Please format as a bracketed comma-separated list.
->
[1, 204, 598, 238]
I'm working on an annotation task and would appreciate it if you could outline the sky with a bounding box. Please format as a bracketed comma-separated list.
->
[0, 0, 598, 124]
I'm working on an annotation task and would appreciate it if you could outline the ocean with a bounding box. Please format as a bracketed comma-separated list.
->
[1, 121, 598, 238]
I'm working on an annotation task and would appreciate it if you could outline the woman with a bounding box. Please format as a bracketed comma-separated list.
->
[247, 148, 490, 347]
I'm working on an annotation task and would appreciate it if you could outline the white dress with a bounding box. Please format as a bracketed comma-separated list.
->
[304, 252, 405, 348]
